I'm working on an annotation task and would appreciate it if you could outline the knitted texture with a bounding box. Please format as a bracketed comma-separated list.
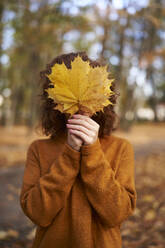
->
[19, 133, 137, 248]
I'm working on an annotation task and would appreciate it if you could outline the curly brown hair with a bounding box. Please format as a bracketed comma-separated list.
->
[36, 51, 120, 140]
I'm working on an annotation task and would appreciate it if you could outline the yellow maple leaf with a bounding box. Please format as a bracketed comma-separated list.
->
[45, 55, 115, 116]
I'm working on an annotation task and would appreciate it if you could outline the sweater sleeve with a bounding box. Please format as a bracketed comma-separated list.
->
[80, 137, 137, 228]
[19, 140, 80, 228]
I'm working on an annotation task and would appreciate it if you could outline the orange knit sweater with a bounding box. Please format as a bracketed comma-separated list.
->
[20, 131, 137, 248]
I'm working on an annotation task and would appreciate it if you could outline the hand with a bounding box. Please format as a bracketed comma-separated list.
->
[67, 127, 83, 151]
[66, 115, 83, 151]
[66, 113, 100, 146]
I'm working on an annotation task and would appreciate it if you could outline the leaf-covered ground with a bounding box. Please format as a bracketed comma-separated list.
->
[0, 124, 165, 248]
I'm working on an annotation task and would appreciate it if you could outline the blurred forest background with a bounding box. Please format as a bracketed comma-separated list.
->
[0, 0, 165, 248]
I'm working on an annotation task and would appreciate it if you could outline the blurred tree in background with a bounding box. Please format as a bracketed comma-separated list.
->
[0, 0, 165, 131]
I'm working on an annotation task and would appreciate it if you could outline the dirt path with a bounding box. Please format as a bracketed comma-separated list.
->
[0, 165, 34, 248]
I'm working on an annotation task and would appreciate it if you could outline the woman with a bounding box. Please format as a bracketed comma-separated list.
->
[19, 51, 137, 248]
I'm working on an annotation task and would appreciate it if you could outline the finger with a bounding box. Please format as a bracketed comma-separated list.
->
[69, 129, 91, 143]
[72, 114, 99, 127]
[68, 130, 83, 144]
[70, 131, 82, 141]
[67, 118, 95, 132]
[67, 124, 95, 137]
